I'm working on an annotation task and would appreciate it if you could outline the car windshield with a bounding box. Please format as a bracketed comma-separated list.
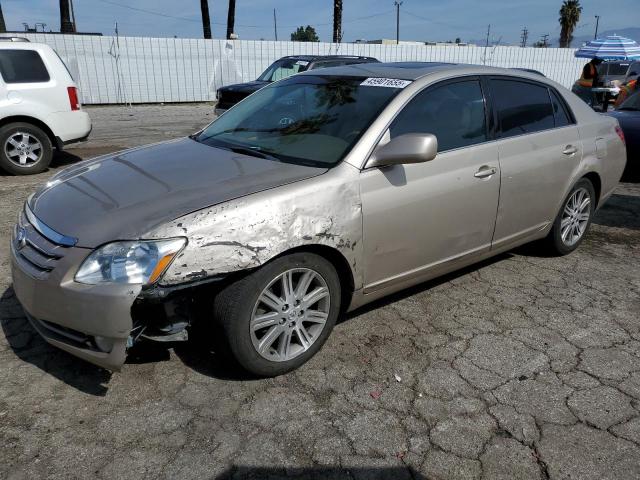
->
[599, 62, 630, 76]
[257, 58, 310, 82]
[195, 75, 407, 167]
[618, 90, 640, 110]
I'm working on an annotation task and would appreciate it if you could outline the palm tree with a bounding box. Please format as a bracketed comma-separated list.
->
[59, 0, 75, 33]
[333, 0, 343, 43]
[0, 3, 6, 33]
[226, 0, 236, 39]
[200, 0, 212, 39]
[558, 0, 582, 48]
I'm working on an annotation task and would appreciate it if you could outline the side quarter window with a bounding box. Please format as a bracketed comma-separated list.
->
[389, 79, 488, 152]
[549, 88, 573, 128]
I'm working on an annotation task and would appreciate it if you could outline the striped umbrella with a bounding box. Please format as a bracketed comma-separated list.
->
[575, 35, 640, 60]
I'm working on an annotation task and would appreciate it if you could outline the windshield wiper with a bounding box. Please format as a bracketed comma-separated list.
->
[226, 145, 285, 163]
[617, 107, 639, 111]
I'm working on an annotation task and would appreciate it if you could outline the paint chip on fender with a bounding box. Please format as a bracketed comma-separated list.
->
[360, 78, 412, 88]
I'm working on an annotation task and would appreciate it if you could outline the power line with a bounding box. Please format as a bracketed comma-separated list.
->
[94, 0, 392, 31]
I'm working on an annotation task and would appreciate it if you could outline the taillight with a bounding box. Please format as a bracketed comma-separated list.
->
[615, 125, 625, 145]
[67, 86, 80, 111]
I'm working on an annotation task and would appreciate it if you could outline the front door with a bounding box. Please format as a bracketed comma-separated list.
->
[360, 78, 500, 293]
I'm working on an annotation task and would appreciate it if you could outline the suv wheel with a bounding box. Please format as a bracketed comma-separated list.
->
[0, 122, 53, 175]
[213, 252, 341, 377]
[545, 178, 595, 255]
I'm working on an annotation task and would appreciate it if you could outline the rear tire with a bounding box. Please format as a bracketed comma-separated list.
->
[0, 122, 53, 175]
[544, 178, 595, 255]
[213, 252, 341, 377]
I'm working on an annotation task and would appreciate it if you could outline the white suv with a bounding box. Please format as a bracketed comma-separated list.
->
[0, 38, 91, 175]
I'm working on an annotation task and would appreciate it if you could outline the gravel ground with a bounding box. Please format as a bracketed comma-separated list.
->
[1, 104, 639, 480]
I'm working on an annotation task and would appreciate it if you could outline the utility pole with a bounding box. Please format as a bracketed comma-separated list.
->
[520, 27, 528, 48]
[394, 1, 403, 45]
[541, 34, 549, 48]
[273, 9, 278, 41]
[594, 15, 600, 39]
[200, 0, 212, 39]
[483, 24, 490, 64]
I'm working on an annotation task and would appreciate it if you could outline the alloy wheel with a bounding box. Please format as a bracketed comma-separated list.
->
[4, 132, 43, 167]
[560, 187, 591, 247]
[250, 268, 330, 362]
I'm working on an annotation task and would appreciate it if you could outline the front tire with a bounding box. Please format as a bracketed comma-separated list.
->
[0, 122, 53, 175]
[545, 178, 595, 255]
[213, 252, 341, 377]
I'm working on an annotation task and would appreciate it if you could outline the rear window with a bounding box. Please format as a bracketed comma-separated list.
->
[0, 50, 50, 83]
[491, 79, 555, 138]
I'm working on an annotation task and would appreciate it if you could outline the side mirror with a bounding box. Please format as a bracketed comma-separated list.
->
[367, 133, 438, 168]
[629, 71, 638, 77]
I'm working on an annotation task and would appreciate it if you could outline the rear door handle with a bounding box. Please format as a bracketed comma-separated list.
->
[474, 166, 497, 179]
[563, 145, 578, 156]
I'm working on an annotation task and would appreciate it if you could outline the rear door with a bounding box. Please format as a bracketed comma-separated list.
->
[488, 77, 582, 249]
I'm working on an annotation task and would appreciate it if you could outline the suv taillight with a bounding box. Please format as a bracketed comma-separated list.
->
[615, 125, 625, 145]
[67, 86, 80, 111]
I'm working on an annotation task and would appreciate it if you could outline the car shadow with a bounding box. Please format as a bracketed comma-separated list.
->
[592, 193, 640, 230]
[214, 466, 426, 479]
[0, 149, 84, 177]
[340, 252, 512, 321]
[0, 286, 112, 396]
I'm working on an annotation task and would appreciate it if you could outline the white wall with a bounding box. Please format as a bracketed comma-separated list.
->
[23, 33, 585, 105]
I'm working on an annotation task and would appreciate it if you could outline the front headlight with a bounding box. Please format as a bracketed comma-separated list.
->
[75, 238, 187, 285]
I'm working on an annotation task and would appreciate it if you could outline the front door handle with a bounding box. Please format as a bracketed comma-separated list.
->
[563, 145, 578, 156]
[474, 166, 497, 179]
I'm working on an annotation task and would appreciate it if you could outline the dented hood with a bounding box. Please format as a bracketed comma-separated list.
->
[29, 138, 327, 247]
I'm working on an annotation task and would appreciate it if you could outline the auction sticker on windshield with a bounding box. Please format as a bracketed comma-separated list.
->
[360, 77, 412, 88]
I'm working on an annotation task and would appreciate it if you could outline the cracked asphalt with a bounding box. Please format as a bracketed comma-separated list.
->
[1, 104, 639, 480]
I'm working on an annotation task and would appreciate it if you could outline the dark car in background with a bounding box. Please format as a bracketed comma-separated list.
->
[608, 90, 640, 180]
[215, 55, 379, 114]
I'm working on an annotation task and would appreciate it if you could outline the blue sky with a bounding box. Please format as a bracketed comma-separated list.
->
[2, 0, 639, 45]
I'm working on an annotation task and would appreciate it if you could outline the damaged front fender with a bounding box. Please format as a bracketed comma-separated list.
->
[145, 162, 364, 291]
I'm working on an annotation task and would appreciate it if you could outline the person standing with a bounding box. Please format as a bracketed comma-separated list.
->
[572, 58, 603, 107]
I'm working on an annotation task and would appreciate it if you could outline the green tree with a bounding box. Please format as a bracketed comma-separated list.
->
[291, 25, 319, 42]
[333, 0, 343, 43]
[558, 0, 582, 48]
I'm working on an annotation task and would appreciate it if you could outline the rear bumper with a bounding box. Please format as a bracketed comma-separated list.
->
[11, 239, 140, 371]
[46, 110, 92, 143]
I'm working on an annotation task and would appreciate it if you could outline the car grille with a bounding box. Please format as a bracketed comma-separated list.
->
[13, 210, 68, 279]
[217, 91, 249, 109]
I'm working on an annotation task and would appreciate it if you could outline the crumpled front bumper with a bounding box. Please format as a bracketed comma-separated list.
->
[11, 240, 141, 371]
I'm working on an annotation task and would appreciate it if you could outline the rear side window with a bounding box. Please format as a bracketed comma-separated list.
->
[492, 79, 554, 138]
[390, 79, 487, 152]
[0, 50, 50, 83]
[549, 89, 572, 128]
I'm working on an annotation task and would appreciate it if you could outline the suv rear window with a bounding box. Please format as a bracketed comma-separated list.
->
[491, 79, 555, 138]
[0, 50, 50, 83]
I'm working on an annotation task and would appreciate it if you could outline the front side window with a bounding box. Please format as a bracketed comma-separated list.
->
[389, 79, 487, 152]
[0, 50, 50, 84]
[196, 75, 406, 167]
[491, 79, 554, 138]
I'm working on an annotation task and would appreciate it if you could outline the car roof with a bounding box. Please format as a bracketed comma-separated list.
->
[297, 61, 550, 81]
